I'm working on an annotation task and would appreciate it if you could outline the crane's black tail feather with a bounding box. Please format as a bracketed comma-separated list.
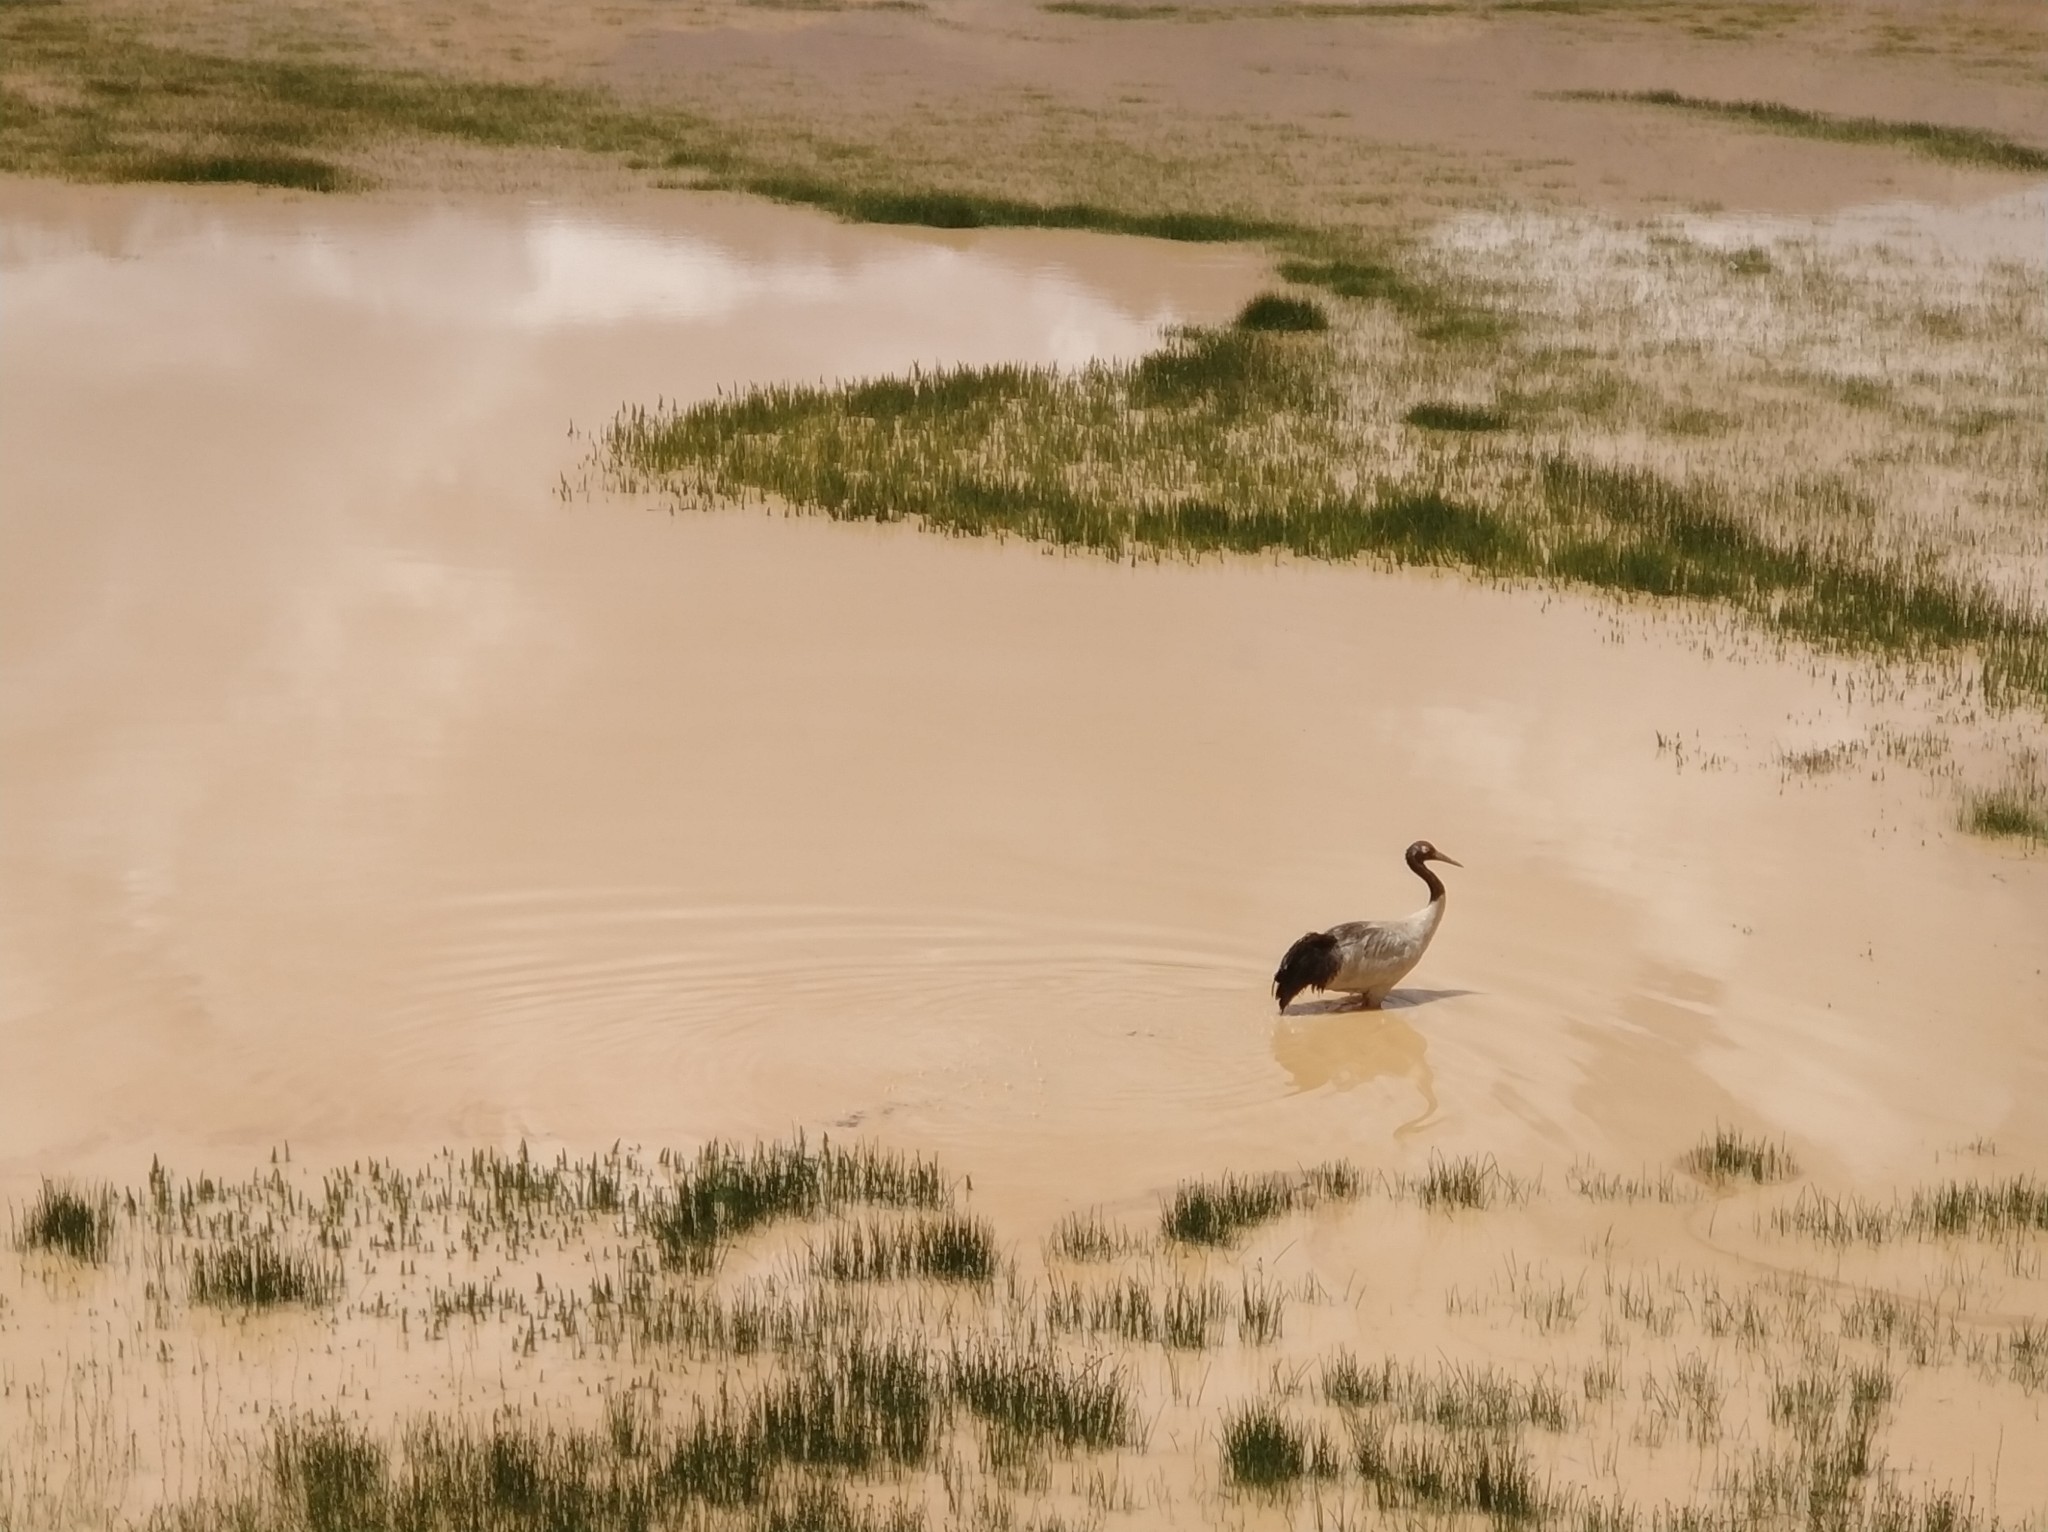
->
[1274, 931, 1341, 1011]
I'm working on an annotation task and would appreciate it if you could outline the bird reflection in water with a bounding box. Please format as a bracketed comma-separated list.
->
[1272, 991, 1467, 1136]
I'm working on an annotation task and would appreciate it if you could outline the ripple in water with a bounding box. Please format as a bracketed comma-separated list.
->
[382, 890, 1285, 1145]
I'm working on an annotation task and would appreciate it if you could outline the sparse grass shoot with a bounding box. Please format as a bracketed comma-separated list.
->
[1045, 1208, 1139, 1262]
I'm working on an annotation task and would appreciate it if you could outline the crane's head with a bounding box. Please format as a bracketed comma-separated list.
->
[1406, 840, 1463, 868]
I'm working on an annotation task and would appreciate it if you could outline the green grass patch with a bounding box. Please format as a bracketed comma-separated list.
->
[17, 1179, 113, 1263]
[1558, 90, 2048, 172]
[1160, 1161, 1361, 1245]
[1963, 762, 2048, 842]
[1351, 1420, 1544, 1516]
[188, 1235, 340, 1307]
[599, 327, 2048, 709]
[1236, 293, 1330, 331]
[951, 1343, 1138, 1451]
[811, 1215, 1000, 1283]
[645, 1136, 951, 1273]
[1220, 1402, 1339, 1489]
[0, 12, 715, 186]
[1682, 1126, 1799, 1186]
[715, 171, 1287, 241]
[1406, 401, 1507, 432]
[128, 151, 359, 192]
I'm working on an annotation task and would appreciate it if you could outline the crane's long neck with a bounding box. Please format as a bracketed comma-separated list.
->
[1407, 850, 1445, 903]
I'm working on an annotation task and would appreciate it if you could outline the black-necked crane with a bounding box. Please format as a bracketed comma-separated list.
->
[1273, 840, 1462, 1012]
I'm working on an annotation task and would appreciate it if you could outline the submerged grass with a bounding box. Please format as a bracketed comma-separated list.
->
[1557, 90, 2048, 173]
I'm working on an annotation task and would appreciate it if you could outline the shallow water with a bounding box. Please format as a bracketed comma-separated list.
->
[2, 180, 2044, 1243]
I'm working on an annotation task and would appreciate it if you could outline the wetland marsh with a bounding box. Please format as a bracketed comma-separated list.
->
[3, 0, 2047, 1523]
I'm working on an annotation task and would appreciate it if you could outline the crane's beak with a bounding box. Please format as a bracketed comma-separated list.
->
[1431, 853, 1464, 867]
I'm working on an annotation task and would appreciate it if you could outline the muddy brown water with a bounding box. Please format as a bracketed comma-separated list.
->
[2, 179, 2045, 1239]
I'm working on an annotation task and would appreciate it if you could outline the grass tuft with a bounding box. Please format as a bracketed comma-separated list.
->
[1962, 759, 2048, 842]
[1682, 1126, 1799, 1186]
[718, 172, 1286, 241]
[1160, 1161, 1360, 1245]
[188, 1235, 340, 1307]
[1220, 1402, 1338, 1489]
[128, 150, 358, 191]
[18, 1179, 113, 1263]
[645, 1136, 950, 1272]
[951, 1343, 1138, 1450]
[811, 1214, 1000, 1283]
[1236, 293, 1329, 332]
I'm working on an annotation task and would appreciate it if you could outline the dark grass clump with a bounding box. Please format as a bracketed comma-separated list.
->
[1352, 1422, 1542, 1517]
[951, 1343, 1138, 1451]
[271, 1415, 388, 1532]
[812, 1215, 999, 1284]
[189, 1235, 341, 1307]
[755, 1340, 948, 1470]
[1682, 1126, 1799, 1186]
[1235, 293, 1329, 332]
[1962, 764, 2048, 842]
[721, 172, 1287, 242]
[1405, 401, 1507, 432]
[1220, 1403, 1339, 1489]
[18, 1179, 112, 1263]
[1557, 90, 2048, 173]
[129, 151, 357, 192]
[645, 1136, 949, 1272]
[1160, 1160, 1360, 1245]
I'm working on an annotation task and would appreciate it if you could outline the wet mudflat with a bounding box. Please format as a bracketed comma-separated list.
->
[2, 182, 2045, 1526]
